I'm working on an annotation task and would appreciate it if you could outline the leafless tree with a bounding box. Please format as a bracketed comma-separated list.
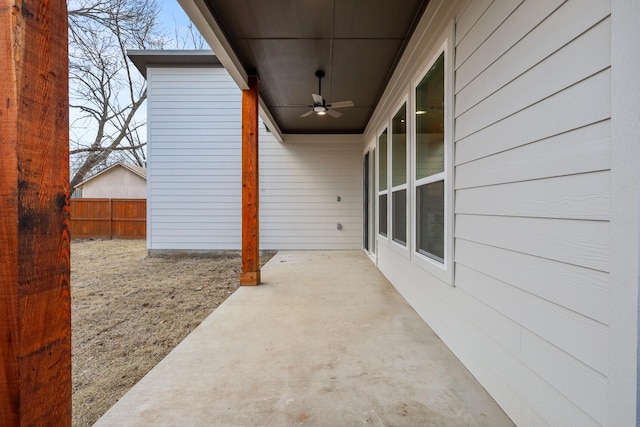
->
[67, 0, 166, 189]
[174, 20, 206, 50]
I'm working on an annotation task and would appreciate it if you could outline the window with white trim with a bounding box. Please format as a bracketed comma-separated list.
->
[391, 103, 407, 246]
[415, 52, 445, 263]
[377, 129, 388, 237]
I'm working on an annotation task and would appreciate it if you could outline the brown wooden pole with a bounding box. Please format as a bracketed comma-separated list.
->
[240, 75, 260, 286]
[0, 1, 72, 425]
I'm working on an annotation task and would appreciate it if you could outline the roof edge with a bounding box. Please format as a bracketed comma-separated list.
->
[75, 162, 147, 188]
[127, 50, 221, 77]
[178, 0, 285, 142]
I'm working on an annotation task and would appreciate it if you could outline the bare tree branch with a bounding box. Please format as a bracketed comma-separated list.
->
[68, 0, 207, 186]
[70, 142, 147, 155]
[68, 0, 164, 188]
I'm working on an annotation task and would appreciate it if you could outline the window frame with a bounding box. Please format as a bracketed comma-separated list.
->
[409, 27, 455, 285]
[376, 126, 389, 242]
[363, 141, 377, 261]
[389, 97, 410, 256]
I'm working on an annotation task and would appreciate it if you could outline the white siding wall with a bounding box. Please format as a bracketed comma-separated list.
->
[147, 67, 243, 251]
[147, 67, 362, 251]
[260, 134, 363, 250]
[367, 0, 612, 425]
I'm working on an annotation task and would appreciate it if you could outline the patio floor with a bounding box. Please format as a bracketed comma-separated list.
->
[95, 251, 514, 426]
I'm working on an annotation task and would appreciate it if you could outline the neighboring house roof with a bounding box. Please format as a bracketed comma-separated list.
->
[75, 162, 147, 188]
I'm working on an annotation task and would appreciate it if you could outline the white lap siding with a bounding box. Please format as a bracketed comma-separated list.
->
[368, 0, 612, 425]
[260, 134, 363, 250]
[454, 2, 611, 423]
[147, 67, 362, 251]
[147, 67, 243, 251]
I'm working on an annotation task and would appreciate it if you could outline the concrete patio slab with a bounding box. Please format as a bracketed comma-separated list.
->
[95, 251, 514, 426]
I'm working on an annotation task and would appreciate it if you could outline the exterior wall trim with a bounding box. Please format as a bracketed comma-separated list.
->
[609, 0, 640, 424]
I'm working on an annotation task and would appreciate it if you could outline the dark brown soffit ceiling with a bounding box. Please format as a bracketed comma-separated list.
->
[203, 0, 430, 134]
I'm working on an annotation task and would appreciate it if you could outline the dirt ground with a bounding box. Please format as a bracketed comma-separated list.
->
[71, 239, 273, 426]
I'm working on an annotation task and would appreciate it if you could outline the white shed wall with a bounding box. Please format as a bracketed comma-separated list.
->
[147, 67, 362, 251]
[80, 167, 147, 199]
[367, 0, 612, 425]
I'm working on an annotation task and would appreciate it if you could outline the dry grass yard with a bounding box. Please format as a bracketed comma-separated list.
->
[71, 239, 272, 426]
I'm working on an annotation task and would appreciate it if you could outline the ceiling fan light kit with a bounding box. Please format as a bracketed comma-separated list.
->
[300, 70, 354, 119]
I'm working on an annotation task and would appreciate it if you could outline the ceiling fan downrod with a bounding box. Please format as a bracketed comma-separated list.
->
[315, 70, 325, 101]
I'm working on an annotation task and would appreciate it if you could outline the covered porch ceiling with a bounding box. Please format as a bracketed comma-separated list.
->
[179, 0, 430, 136]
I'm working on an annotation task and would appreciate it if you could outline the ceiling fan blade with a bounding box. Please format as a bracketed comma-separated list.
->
[328, 100, 354, 109]
[312, 93, 323, 105]
[300, 110, 315, 118]
[326, 109, 342, 118]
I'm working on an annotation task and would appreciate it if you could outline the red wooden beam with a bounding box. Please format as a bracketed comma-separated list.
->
[240, 75, 260, 286]
[0, 1, 72, 425]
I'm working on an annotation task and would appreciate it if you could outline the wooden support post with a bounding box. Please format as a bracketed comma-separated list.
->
[1, 2, 72, 425]
[240, 75, 260, 286]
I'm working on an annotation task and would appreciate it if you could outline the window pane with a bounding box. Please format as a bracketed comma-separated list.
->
[379, 194, 387, 236]
[378, 130, 387, 191]
[416, 181, 444, 262]
[392, 189, 407, 245]
[392, 103, 407, 187]
[416, 53, 445, 180]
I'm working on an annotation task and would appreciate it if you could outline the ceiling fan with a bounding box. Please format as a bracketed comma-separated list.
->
[299, 70, 354, 118]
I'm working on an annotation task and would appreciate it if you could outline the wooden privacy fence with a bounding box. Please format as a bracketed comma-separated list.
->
[70, 198, 146, 239]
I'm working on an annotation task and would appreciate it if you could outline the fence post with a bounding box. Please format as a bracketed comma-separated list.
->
[109, 198, 113, 239]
